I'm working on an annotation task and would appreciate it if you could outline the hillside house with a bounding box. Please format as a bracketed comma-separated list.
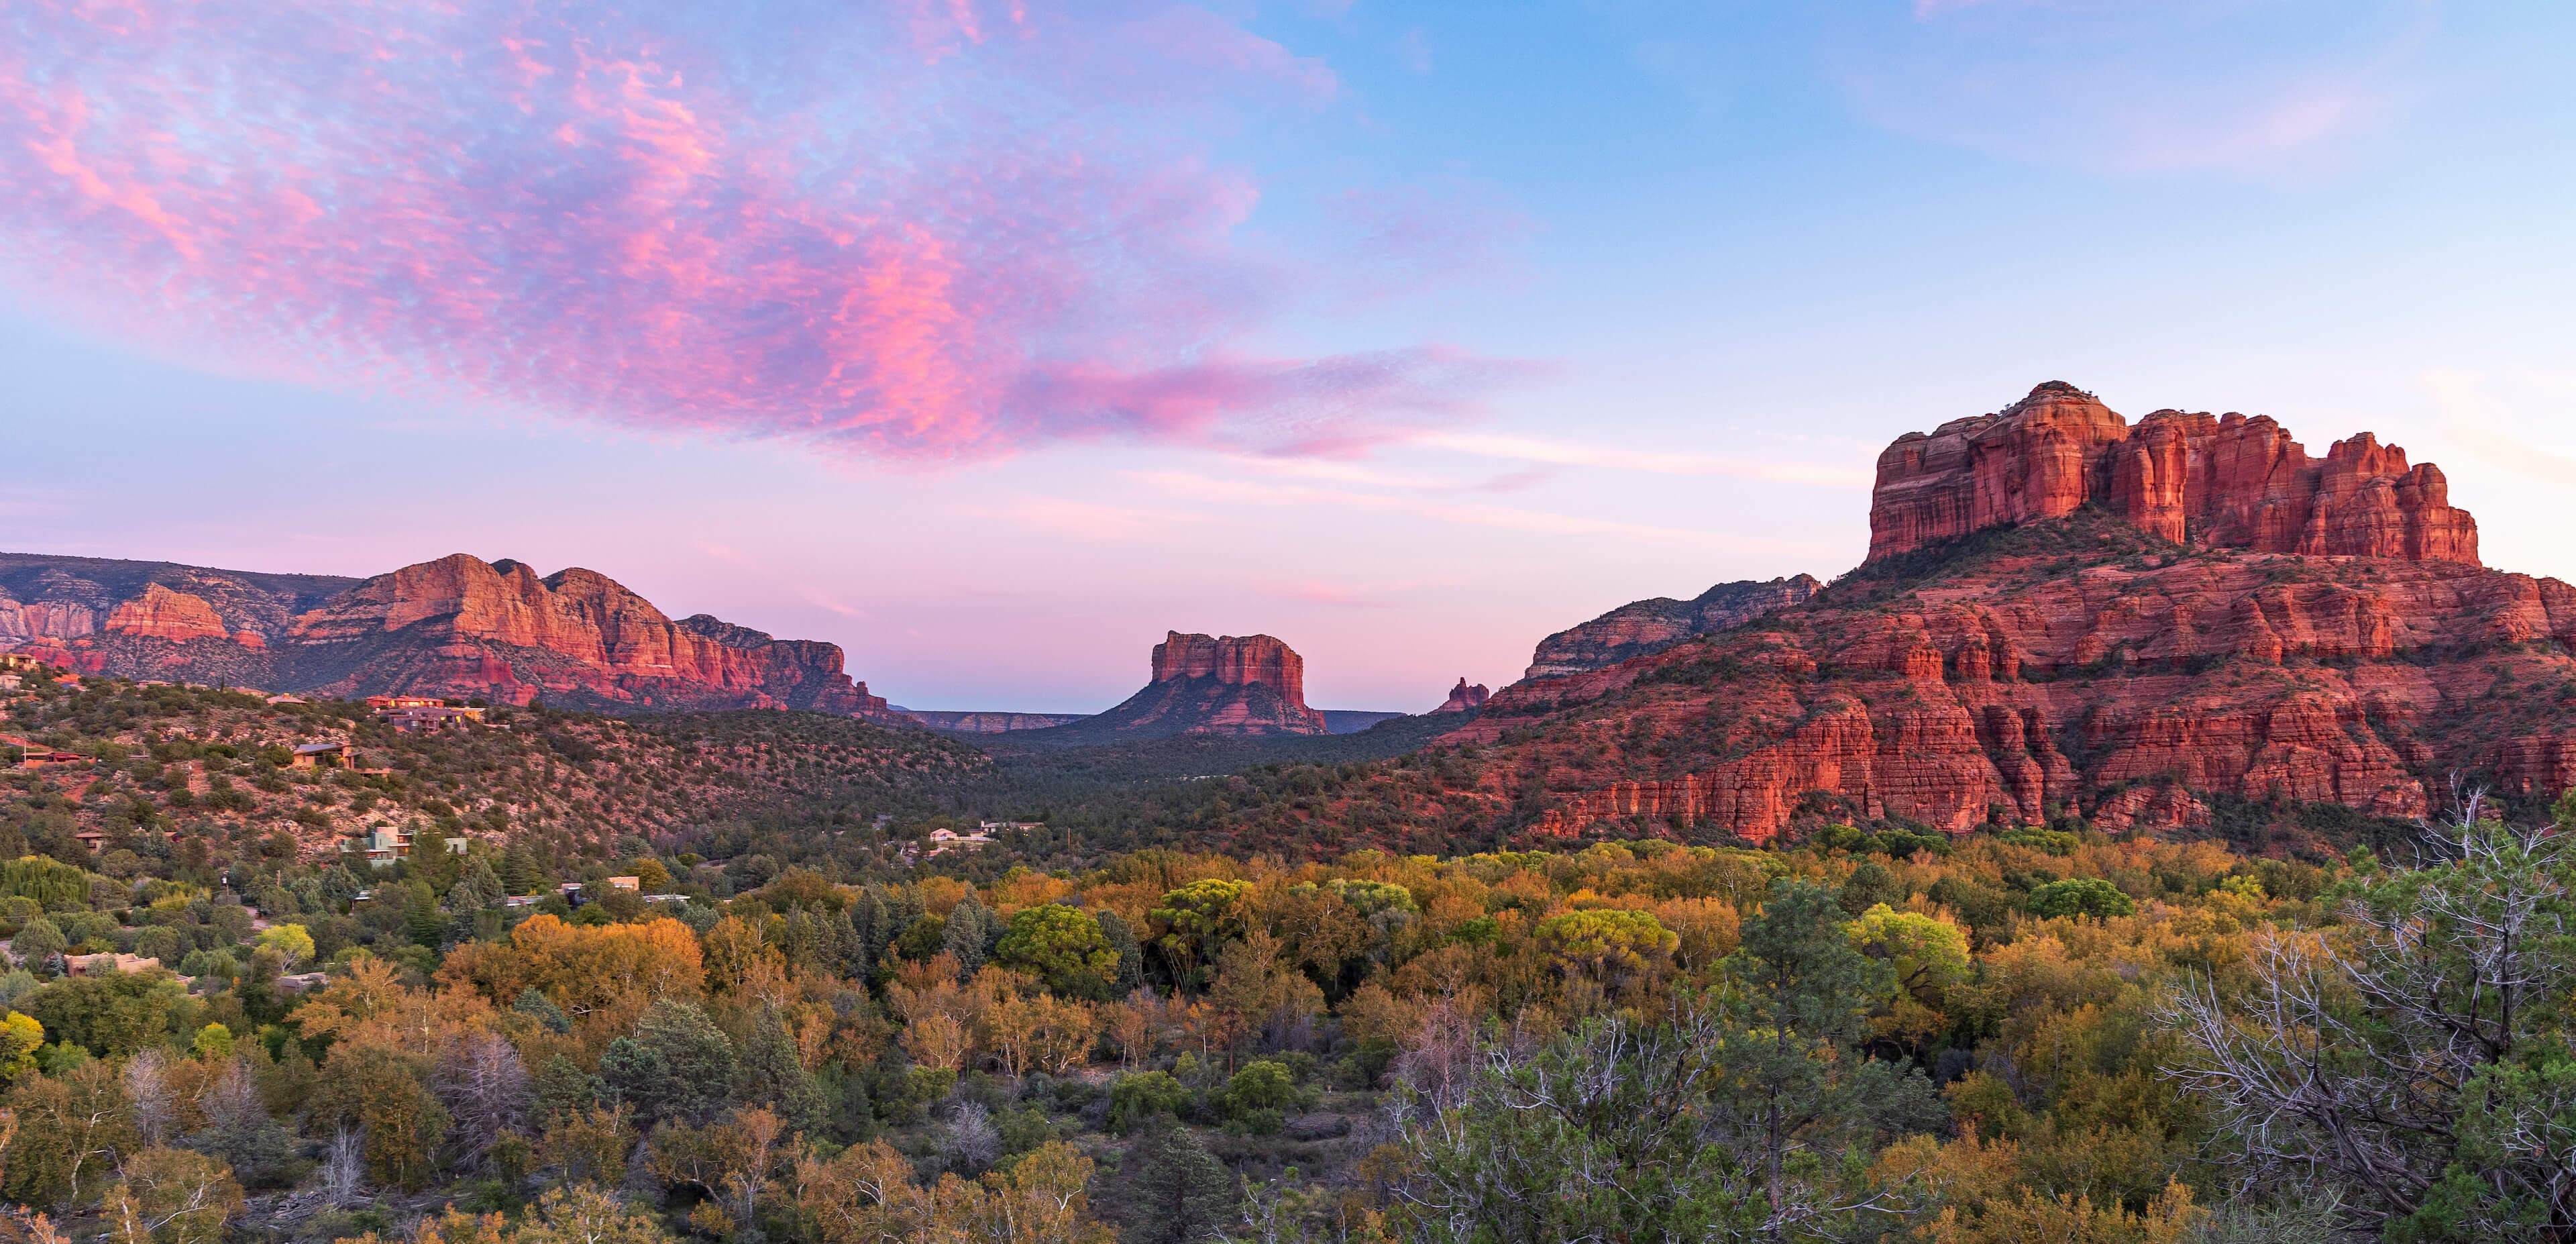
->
[927, 827, 994, 856]
[290, 741, 354, 769]
[15, 747, 85, 770]
[977, 821, 1044, 834]
[364, 695, 448, 710]
[377, 705, 486, 731]
[0, 654, 45, 672]
[0, 674, 21, 692]
[265, 694, 308, 706]
[72, 830, 103, 854]
[605, 876, 639, 892]
[339, 824, 413, 866]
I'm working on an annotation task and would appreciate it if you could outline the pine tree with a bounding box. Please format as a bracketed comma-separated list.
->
[514, 987, 572, 1035]
[1126, 1122, 1236, 1244]
[738, 1005, 828, 1135]
[945, 894, 993, 977]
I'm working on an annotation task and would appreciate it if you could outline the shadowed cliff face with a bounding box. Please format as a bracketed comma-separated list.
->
[1869, 382, 2479, 566]
[0, 551, 896, 717]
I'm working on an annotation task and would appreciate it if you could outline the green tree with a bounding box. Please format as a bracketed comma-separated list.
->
[13, 916, 66, 970]
[23, 970, 189, 1056]
[2025, 877, 2135, 919]
[601, 998, 735, 1126]
[254, 923, 315, 966]
[737, 1004, 826, 1134]
[1150, 879, 1250, 990]
[2167, 806, 2576, 1239]
[1124, 1121, 1236, 1244]
[1717, 880, 1939, 1230]
[310, 1043, 450, 1192]
[996, 903, 1119, 998]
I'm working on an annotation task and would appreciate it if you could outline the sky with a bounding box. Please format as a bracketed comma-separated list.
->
[5, 0, 2575, 713]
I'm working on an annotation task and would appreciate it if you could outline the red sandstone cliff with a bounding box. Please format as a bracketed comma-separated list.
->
[1869, 382, 2478, 565]
[1405, 387, 2562, 849]
[1056, 631, 1329, 737]
[0, 551, 897, 719]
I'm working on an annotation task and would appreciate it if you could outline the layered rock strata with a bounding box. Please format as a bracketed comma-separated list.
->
[1869, 382, 2478, 564]
[1065, 632, 1329, 737]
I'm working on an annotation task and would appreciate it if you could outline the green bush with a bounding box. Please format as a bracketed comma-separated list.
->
[1109, 1070, 1190, 1133]
[1222, 1059, 1296, 1135]
[2025, 877, 2135, 920]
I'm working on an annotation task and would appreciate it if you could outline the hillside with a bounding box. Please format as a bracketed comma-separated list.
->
[0, 671, 986, 868]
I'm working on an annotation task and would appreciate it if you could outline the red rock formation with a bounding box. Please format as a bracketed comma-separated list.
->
[1870, 382, 2479, 565]
[286, 554, 891, 713]
[1063, 632, 1328, 737]
[103, 584, 233, 643]
[1448, 507, 2569, 846]
[1524, 576, 1822, 680]
[0, 551, 898, 719]
[1432, 679, 1490, 714]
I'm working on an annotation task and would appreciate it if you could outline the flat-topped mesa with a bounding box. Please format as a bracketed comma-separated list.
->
[1150, 631, 1308, 698]
[1067, 631, 1328, 737]
[1868, 382, 2479, 566]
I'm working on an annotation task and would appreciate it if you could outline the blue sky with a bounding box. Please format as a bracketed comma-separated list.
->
[7, 0, 2574, 712]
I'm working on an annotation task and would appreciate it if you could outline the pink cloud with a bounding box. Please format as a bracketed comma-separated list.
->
[0, 0, 1519, 459]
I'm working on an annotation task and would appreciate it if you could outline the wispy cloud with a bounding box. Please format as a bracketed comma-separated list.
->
[0, 0, 1526, 461]
[1128, 469, 1825, 554]
[1413, 431, 1872, 487]
[950, 495, 1203, 542]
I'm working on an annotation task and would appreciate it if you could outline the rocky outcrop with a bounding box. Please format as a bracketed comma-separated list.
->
[1432, 679, 1489, 714]
[0, 551, 899, 719]
[105, 584, 244, 645]
[1055, 632, 1329, 738]
[1524, 576, 1822, 680]
[1869, 382, 2479, 565]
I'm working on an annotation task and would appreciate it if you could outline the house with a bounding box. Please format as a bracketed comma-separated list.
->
[443, 837, 470, 855]
[364, 694, 449, 711]
[977, 821, 1044, 835]
[604, 876, 639, 892]
[926, 827, 994, 856]
[0, 674, 21, 692]
[0, 654, 46, 672]
[265, 694, 309, 706]
[276, 972, 332, 994]
[377, 705, 486, 731]
[339, 825, 413, 866]
[502, 894, 541, 909]
[15, 747, 86, 770]
[65, 953, 161, 977]
[290, 741, 354, 769]
[72, 830, 103, 855]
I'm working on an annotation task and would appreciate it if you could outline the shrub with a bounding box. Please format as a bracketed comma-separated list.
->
[1109, 1070, 1189, 1134]
[2025, 878, 2135, 920]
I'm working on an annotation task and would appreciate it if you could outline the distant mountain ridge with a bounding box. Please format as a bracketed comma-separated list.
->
[0, 550, 900, 717]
